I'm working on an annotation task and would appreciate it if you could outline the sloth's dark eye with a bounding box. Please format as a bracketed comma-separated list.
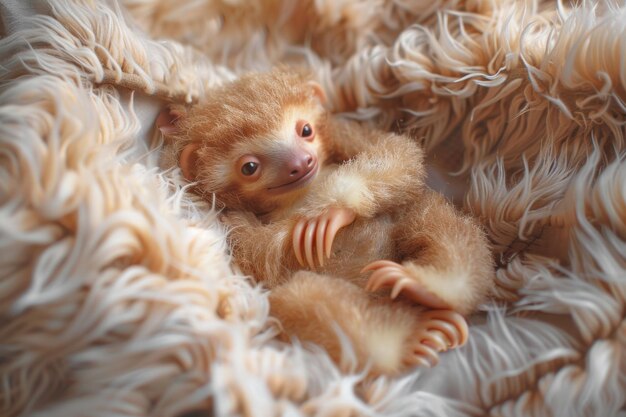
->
[237, 155, 261, 180]
[296, 120, 315, 141]
[241, 162, 259, 176]
[301, 123, 313, 137]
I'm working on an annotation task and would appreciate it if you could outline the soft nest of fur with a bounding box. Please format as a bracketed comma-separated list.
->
[1, 1, 625, 416]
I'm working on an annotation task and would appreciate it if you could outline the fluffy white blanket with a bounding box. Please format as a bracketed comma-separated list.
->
[1, 1, 625, 416]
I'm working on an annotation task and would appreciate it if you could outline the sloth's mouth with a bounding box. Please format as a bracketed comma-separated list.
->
[267, 162, 319, 195]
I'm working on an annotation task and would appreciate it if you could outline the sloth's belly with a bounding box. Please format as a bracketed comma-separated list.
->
[318, 213, 397, 286]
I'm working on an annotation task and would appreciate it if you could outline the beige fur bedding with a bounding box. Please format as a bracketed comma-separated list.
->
[1, 0, 625, 416]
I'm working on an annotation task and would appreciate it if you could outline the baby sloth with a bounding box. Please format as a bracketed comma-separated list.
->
[159, 69, 494, 375]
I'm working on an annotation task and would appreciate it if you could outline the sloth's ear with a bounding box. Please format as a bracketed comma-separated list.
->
[179, 142, 201, 182]
[308, 81, 327, 105]
[156, 105, 185, 136]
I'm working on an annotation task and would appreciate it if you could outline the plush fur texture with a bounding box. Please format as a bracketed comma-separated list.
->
[1, 0, 626, 416]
